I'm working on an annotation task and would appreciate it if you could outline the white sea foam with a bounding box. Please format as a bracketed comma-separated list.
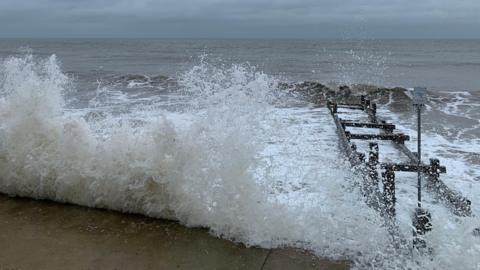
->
[0, 53, 478, 269]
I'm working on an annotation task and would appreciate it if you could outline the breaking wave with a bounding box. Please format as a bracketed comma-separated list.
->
[0, 53, 478, 269]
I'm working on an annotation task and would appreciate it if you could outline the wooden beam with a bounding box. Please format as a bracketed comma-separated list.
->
[345, 131, 409, 143]
[380, 163, 447, 174]
[336, 104, 364, 110]
[340, 120, 395, 131]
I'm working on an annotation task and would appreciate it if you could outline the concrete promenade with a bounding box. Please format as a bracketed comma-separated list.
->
[0, 195, 349, 270]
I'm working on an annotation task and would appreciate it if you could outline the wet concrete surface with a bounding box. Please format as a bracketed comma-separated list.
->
[0, 194, 350, 270]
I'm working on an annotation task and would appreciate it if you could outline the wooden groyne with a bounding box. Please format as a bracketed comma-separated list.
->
[326, 94, 472, 248]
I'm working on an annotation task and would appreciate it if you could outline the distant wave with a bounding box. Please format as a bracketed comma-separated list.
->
[111, 74, 169, 84]
[102, 74, 177, 89]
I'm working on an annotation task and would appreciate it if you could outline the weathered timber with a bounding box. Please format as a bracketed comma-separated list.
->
[425, 180, 472, 216]
[327, 102, 363, 166]
[382, 168, 396, 218]
[336, 104, 365, 110]
[329, 101, 385, 215]
[344, 131, 409, 143]
[380, 163, 446, 174]
[368, 142, 379, 184]
[390, 133, 471, 215]
[329, 95, 472, 217]
[340, 120, 395, 131]
[358, 95, 471, 216]
[412, 207, 433, 249]
[365, 143, 381, 206]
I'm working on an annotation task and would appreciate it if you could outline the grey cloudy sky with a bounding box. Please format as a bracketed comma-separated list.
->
[1, 0, 479, 38]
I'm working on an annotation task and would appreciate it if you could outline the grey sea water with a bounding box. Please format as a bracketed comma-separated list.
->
[0, 39, 479, 269]
[1, 39, 480, 91]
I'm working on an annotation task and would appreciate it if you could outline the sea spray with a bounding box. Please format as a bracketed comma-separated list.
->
[1, 53, 478, 269]
[0, 53, 273, 225]
[0, 52, 383, 248]
[0, 53, 399, 268]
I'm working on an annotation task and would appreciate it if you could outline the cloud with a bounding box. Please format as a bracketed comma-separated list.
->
[1, 0, 479, 38]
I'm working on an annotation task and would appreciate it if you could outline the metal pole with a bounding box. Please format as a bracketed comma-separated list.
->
[417, 106, 422, 208]
[412, 87, 431, 251]
[413, 87, 426, 208]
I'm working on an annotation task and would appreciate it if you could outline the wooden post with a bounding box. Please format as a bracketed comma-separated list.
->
[368, 143, 379, 185]
[364, 99, 371, 111]
[357, 152, 365, 162]
[368, 102, 377, 123]
[344, 131, 351, 141]
[382, 168, 396, 217]
[381, 120, 394, 133]
[412, 208, 432, 250]
[350, 143, 357, 152]
[429, 158, 440, 181]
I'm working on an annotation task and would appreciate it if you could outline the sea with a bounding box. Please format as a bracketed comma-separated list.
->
[0, 39, 478, 269]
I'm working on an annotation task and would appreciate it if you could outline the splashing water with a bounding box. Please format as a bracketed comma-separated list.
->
[333, 47, 390, 87]
[0, 53, 478, 269]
